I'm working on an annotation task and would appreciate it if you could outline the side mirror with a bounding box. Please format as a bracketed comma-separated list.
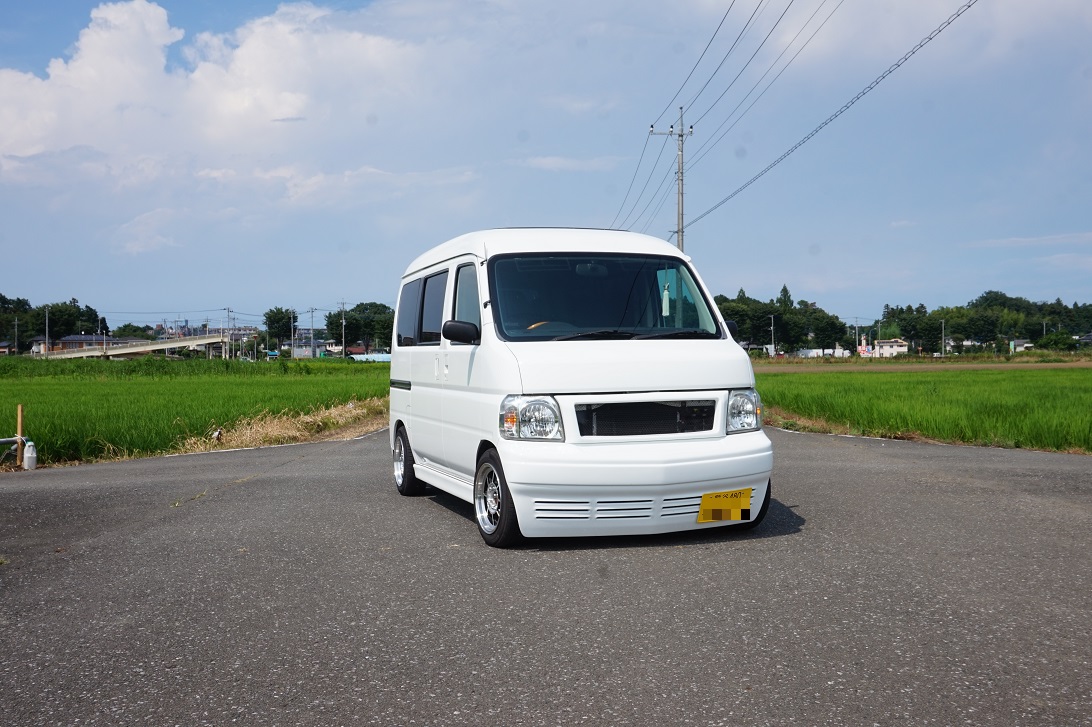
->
[442, 320, 480, 345]
[725, 320, 739, 340]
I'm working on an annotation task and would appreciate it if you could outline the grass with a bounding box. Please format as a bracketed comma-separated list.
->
[3, 356, 1089, 466]
[756, 367, 1092, 453]
[0, 357, 391, 465]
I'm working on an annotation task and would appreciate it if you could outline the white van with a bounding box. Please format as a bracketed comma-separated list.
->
[389, 228, 773, 547]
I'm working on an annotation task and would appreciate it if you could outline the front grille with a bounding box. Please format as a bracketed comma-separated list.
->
[574, 400, 716, 436]
[532, 495, 702, 520]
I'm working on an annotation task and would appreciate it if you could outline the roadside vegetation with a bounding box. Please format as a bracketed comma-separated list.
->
[3, 355, 1090, 468]
[756, 366, 1092, 454]
[0, 357, 389, 466]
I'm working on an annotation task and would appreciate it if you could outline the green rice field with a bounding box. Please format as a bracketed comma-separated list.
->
[0, 357, 390, 464]
[3, 358, 1090, 465]
[755, 367, 1092, 453]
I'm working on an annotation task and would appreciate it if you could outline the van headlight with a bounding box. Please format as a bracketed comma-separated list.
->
[500, 395, 565, 441]
[727, 389, 762, 433]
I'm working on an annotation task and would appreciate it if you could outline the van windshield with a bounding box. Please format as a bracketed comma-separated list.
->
[487, 253, 722, 342]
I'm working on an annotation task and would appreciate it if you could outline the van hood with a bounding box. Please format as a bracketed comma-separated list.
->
[505, 339, 754, 395]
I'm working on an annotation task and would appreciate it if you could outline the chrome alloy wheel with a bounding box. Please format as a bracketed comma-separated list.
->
[393, 435, 406, 486]
[474, 461, 502, 535]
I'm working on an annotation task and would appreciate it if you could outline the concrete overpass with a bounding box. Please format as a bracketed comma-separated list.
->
[42, 333, 228, 360]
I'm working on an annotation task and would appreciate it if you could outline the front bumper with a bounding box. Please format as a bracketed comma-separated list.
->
[498, 429, 773, 538]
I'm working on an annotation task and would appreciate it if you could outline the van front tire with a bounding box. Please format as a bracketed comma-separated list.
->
[736, 480, 771, 531]
[474, 450, 520, 548]
[393, 427, 425, 496]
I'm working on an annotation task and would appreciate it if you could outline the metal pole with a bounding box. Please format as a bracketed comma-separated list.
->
[769, 314, 775, 356]
[16, 404, 23, 468]
[340, 302, 347, 358]
[650, 107, 693, 252]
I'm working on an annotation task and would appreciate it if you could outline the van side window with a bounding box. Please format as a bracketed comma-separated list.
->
[453, 264, 481, 330]
[419, 270, 449, 345]
[395, 278, 422, 347]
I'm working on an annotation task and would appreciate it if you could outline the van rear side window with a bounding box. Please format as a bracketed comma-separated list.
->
[396, 271, 450, 346]
[419, 271, 449, 345]
[395, 279, 422, 347]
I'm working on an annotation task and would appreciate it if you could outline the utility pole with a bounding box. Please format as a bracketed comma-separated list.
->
[229, 307, 236, 359]
[650, 107, 693, 252]
[44, 305, 49, 357]
[940, 319, 945, 357]
[339, 301, 347, 358]
[13, 317, 18, 355]
[307, 307, 316, 358]
[769, 314, 776, 357]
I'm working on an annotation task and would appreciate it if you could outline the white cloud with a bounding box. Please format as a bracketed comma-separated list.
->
[543, 94, 620, 115]
[113, 207, 181, 254]
[967, 232, 1092, 249]
[1035, 253, 1092, 273]
[778, 0, 1092, 72]
[522, 156, 620, 172]
[2, 0, 1091, 318]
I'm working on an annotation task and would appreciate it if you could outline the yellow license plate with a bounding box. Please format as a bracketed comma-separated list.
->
[697, 488, 752, 523]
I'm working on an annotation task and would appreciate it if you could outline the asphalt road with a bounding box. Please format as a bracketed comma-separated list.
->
[1, 429, 1089, 726]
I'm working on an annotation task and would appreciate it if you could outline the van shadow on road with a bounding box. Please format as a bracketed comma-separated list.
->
[423, 486, 805, 551]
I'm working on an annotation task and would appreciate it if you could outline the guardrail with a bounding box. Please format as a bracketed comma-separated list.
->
[39, 333, 228, 360]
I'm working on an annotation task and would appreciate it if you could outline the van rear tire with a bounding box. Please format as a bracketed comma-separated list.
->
[393, 427, 425, 496]
[474, 450, 520, 548]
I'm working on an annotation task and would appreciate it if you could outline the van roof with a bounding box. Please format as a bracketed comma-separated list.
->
[401, 228, 688, 278]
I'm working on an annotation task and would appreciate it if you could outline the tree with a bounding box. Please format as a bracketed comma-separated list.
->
[0, 293, 33, 349]
[717, 301, 753, 341]
[27, 299, 99, 342]
[112, 323, 156, 340]
[1036, 331, 1077, 351]
[324, 310, 364, 354]
[263, 307, 297, 347]
[350, 302, 395, 351]
[776, 285, 793, 311]
[918, 315, 943, 354]
[812, 311, 847, 354]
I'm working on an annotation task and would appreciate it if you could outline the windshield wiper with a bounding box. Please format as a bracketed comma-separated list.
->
[552, 329, 637, 341]
[633, 329, 719, 340]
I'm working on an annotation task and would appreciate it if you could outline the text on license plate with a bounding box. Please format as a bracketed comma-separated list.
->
[697, 488, 752, 523]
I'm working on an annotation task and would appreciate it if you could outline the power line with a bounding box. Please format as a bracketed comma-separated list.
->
[101, 308, 228, 315]
[626, 158, 677, 233]
[653, 0, 741, 126]
[612, 1, 743, 229]
[686, 0, 844, 170]
[684, 0, 982, 233]
[608, 132, 653, 229]
[615, 0, 831, 233]
[639, 179, 678, 236]
[682, 0, 771, 116]
[616, 134, 672, 230]
[688, 0, 798, 127]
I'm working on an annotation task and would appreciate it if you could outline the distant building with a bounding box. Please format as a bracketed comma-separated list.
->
[875, 338, 909, 358]
[0, 340, 14, 356]
[58, 334, 120, 350]
[795, 345, 851, 358]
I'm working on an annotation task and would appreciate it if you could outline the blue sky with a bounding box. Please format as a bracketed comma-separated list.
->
[1, 0, 1090, 331]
